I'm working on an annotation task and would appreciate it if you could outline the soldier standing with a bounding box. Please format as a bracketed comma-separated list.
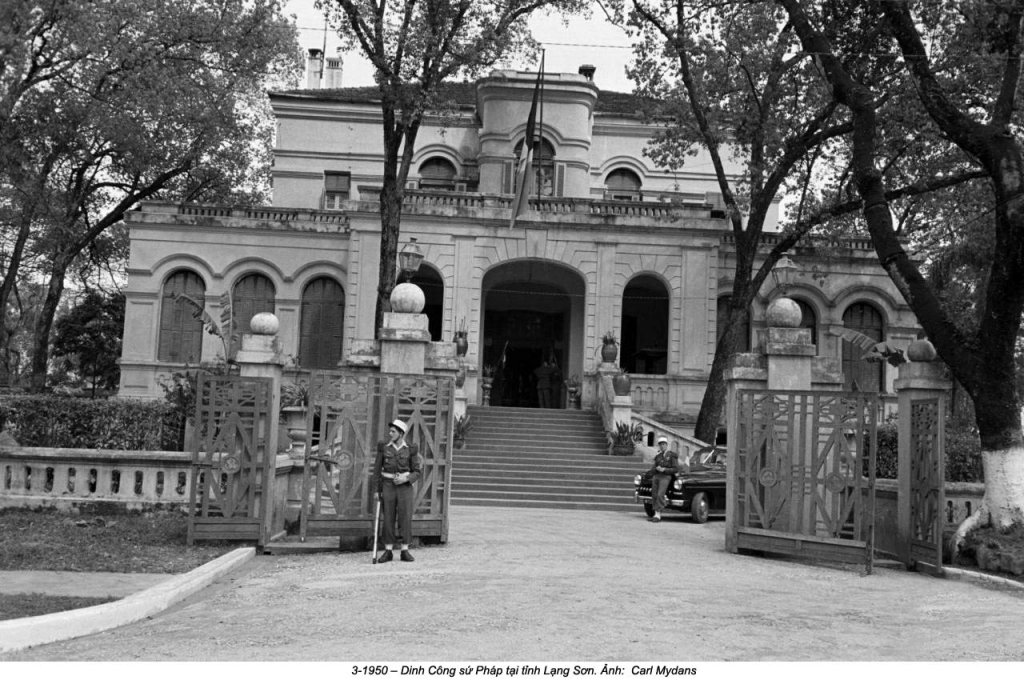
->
[373, 419, 422, 562]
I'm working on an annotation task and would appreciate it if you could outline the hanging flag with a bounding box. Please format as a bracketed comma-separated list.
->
[510, 54, 544, 228]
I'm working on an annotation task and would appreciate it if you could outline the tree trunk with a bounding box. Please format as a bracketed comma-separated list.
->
[29, 263, 68, 392]
[781, 0, 1024, 529]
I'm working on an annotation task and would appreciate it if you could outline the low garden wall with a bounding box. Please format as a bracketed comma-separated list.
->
[871, 478, 984, 560]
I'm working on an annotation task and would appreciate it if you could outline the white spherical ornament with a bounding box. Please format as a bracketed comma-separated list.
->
[766, 297, 801, 328]
[907, 339, 937, 362]
[249, 312, 279, 335]
[390, 282, 425, 313]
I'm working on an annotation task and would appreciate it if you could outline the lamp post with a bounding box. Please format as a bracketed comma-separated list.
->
[398, 237, 424, 282]
[391, 238, 426, 313]
[766, 255, 801, 328]
[771, 254, 799, 296]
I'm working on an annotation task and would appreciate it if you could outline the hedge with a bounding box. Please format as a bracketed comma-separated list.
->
[870, 419, 983, 483]
[0, 395, 183, 451]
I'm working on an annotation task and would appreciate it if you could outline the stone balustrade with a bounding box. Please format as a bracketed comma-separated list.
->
[0, 447, 192, 511]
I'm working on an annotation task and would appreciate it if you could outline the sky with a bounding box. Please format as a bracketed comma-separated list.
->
[284, 0, 639, 93]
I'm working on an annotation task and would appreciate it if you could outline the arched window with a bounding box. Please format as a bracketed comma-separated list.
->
[605, 168, 642, 201]
[231, 273, 276, 356]
[418, 157, 457, 191]
[717, 296, 750, 352]
[408, 266, 444, 341]
[299, 277, 345, 369]
[842, 302, 884, 392]
[513, 138, 556, 197]
[621, 275, 668, 374]
[158, 270, 206, 363]
[794, 298, 818, 351]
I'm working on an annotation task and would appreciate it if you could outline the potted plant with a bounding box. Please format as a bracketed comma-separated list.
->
[609, 420, 644, 456]
[564, 374, 581, 409]
[600, 331, 618, 362]
[279, 379, 310, 458]
[453, 414, 471, 449]
[481, 364, 496, 406]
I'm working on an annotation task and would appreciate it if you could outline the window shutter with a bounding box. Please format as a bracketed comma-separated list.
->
[324, 172, 350, 193]
[299, 277, 345, 369]
[502, 161, 514, 195]
[555, 162, 566, 197]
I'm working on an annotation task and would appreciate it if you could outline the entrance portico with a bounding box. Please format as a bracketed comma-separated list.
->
[480, 259, 585, 408]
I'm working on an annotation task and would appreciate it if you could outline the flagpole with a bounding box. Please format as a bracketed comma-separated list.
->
[537, 49, 545, 205]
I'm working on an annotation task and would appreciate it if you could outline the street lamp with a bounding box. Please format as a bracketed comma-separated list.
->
[391, 237, 426, 313]
[771, 255, 799, 295]
[398, 237, 424, 282]
[766, 255, 801, 328]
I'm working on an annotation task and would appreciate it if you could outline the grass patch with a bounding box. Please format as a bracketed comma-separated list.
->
[0, 593, 117, 622]
[0, 507, 235, 573]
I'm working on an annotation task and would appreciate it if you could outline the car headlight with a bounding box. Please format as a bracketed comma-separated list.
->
[672, 479, 683, 490]
[633, 475, 642, 486]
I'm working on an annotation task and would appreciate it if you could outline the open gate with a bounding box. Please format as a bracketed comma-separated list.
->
[299, 371, 453, 542]
[904, 398, 945, 573]
[187, 374, 274, 546]
[726, 390, 878, 573]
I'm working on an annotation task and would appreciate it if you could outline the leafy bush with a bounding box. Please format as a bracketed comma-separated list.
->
[873, 421, 899, 480]
[864, 416, 983, 483]
[0, 395, 179, 450]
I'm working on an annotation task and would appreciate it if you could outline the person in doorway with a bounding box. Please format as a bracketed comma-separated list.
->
[533, 360, 555, 408]
[649, 436, 679, 523]
[373, 419, 422, 562]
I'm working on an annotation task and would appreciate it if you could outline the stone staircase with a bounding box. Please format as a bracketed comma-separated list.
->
[450, 406, 645, 512]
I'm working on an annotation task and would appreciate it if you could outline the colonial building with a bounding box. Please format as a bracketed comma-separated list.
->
[117, 62, 918, 433]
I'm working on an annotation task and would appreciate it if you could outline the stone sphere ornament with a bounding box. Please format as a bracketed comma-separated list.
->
[390, 282, 426, 313]
[766, 297, 802, 328]
[249, 312, 280, 335]
[907, 338, 938, 362]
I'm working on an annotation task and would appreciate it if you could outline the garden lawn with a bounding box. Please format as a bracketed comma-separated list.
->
[0, 507, 234, 573]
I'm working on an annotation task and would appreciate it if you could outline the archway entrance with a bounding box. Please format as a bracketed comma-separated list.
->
[481, 260, 584, 408]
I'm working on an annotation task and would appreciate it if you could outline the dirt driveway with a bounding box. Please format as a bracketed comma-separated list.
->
[4, 505, 1024, 661]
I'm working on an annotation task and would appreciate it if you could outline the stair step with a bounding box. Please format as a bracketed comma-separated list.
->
[452, 406, 640, 513]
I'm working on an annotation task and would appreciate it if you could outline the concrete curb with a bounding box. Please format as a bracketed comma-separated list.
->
[943, 566, 1024, 591]
[0, 546, 255, 654]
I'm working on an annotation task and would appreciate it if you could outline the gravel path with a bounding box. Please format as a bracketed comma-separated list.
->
[4, 505, 1024, 661]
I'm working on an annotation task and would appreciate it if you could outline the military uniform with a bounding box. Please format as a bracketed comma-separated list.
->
[373, 438, 422, 550]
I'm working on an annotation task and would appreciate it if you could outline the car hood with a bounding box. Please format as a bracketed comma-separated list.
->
[637, 464, 725, 483]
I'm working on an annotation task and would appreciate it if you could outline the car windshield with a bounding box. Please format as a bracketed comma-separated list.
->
[697, 448, 726, 466]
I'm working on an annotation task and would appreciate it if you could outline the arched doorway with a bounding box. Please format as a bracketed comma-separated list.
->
[481, 260, 585, 408]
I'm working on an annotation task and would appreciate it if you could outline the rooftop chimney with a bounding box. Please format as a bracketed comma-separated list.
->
[306, 48, 323, 89]
[324, 48, 344, 89]
[578, 64, 596, 81]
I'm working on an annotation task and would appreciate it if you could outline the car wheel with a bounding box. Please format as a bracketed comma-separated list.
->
[689, 492, 709, 523]
[643, 501, 655, 518]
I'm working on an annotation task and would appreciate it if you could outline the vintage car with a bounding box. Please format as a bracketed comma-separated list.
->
[633, 446, 727, 523]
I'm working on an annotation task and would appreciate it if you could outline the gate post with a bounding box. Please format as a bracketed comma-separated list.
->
[895, 339, 950, 570]
[235, 313, 286, 547]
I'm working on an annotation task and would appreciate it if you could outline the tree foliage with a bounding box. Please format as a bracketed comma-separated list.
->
[0, 0, 302, 390]
[318, 0, 588, 332]
[775, 0, 1024, 530]
[51, 290, 124, 396]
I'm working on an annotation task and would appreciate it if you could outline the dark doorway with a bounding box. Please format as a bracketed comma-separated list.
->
[483, 308, 564, 407]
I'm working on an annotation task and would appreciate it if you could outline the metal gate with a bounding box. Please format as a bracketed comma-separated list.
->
[726, 390, 878, 573]
[187, 374, 274, 546]
[299, 371, 454, 542]
[905, 398, 945, 573]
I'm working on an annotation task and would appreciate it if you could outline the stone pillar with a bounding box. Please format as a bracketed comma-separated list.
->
[764, 298, 814, 391]
[379, 312, 430, 374]
[234, 312, 287, 543]
[895, 339, 950, 567]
